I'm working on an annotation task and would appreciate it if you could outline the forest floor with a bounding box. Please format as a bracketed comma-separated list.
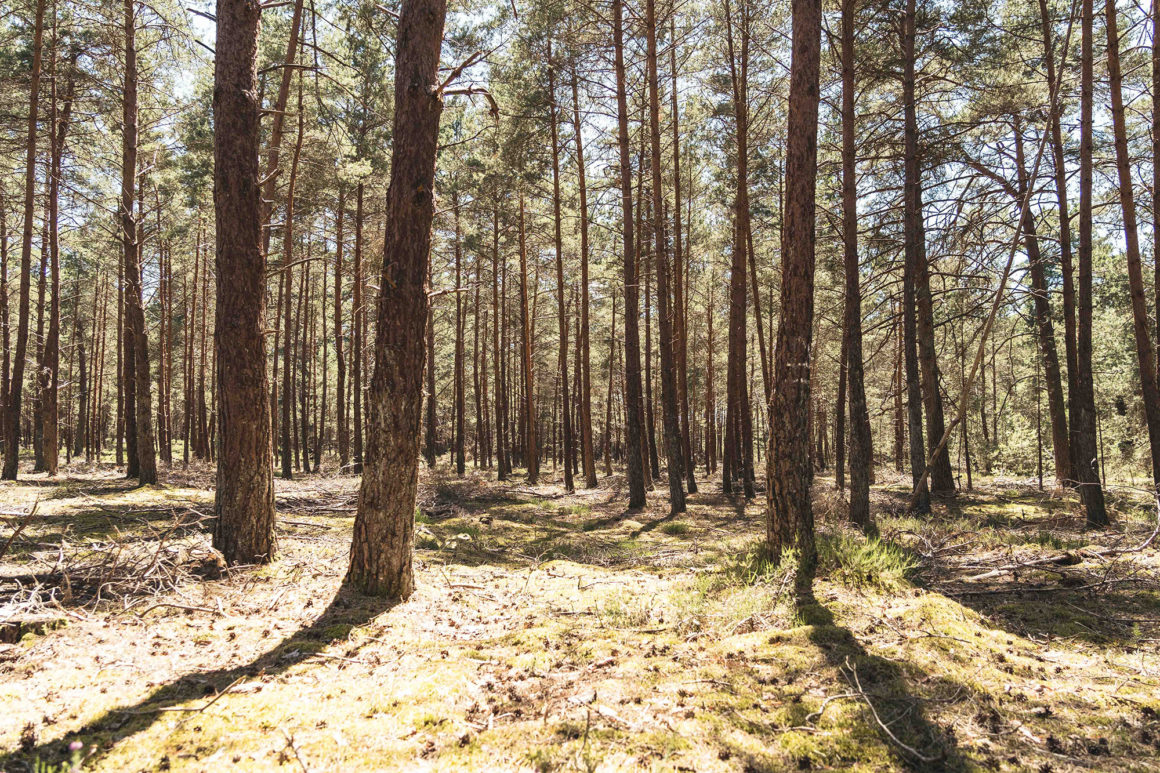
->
[1, 463, 1159, 772]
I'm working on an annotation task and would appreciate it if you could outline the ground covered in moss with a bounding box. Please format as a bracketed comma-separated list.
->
[1, 465, 1159, 771]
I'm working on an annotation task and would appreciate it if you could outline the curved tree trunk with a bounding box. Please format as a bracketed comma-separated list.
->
[347, 0, 447, 598]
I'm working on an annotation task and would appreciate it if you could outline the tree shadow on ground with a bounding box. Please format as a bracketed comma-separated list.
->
[0, 582, 400, 772]
[792, 584, 971, 771]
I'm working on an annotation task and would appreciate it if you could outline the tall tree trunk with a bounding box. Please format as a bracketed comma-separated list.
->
[900, 0, 930, 513]
[1076, 0, 1108, 525]
[453, 192, 466, 476]
[723, 0, 755, 498]
[901, 0, 952, 496]
[260, 0, 304, 256]
[41, 38, 75, 476]
[518, 192, 538, 483]
[425, 257, 437, 467]
[1106, 4, 1160, 489]
[123, 0, 156, 484]
[348, 0, 447, 598]
[670, 17, 696, 495]
[645, 0, 686, 513]
[840, 0, 873, 531]
[547, 37, 575, 493]
[768, 0, 822, 573]
[352, 182, 364, 472]
[613, 0, 646, 508]
[1038, 0, 1078, 484]
[1012, 122, 1071, 488]
[280, 67, 304, 480]
[492, 204, 508, 479]
[4, 0, 46, 480]
[335, 186, 349, 468]
[570, 66, 597, 489]
[213, 0, 276, 564]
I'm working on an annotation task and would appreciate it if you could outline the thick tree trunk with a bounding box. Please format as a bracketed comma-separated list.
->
[212, 0, 276, 564]
[347, 0, 446, 598]
[768, 0, 822, 573]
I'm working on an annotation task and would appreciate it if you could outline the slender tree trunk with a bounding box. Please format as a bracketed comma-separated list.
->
[335, 186, 348, 468]
[1076, 0, 1108, 525]
[613, 0, 646, 508]
[1037, 0, 1079, 484]
[352, 182, 364, 472]
[518, 192, 538, 483]
[1012, 123, 1070, 488]
[280, 68, 304, 480]
[568, 68, 597, 489]
[900, 0, 930, 513]
[840, 0, 872, 530]
[5, 0, 46, 480]
[453, 192, 466, 476]
[213, 0, 275, 564]
[425, 257, 437, 467]
[901, 0, 951, 496]
[41, 40, 74, 476]
[670, 17, 696, 495]
[547, 38, 575, 493]
[1106, 5, 1160, 489]
[645, 0, 685, 513]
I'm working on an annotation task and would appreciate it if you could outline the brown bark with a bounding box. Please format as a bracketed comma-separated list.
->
[768, 0, 822, 572]
[453, 192, 466, 476]
[335, 186, 349, 468]
[901, 0, 951, 496]
[1038, 0, 1079, 484]
[352, 182, 364, 472]
[547, 37, 575, 493]
[1012, 123, 1071, 488]
[840, 0, 872, 530]
[1106, 5, 1160, 489]
[518, 192, 538, 483]
[212, 0, 276, 564]
[123, 0, 156, 484]
[613, 0, 646, 508]
[1076, 0, 1107, 525]
[570, 66, 597, 489]
[349, 0, 446, 597]
[4, 0, 46, 479]
[645, 0, 685, 513]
